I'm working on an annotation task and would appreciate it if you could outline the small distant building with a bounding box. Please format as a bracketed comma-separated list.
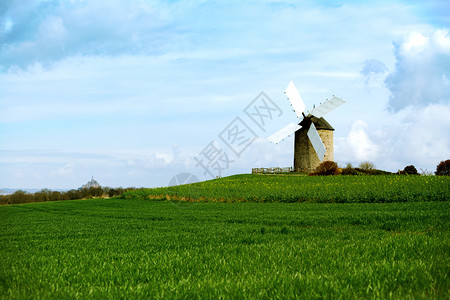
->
[81, 177, 101, 189]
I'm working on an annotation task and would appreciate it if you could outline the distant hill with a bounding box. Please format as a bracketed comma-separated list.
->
[121, 174, 448, 203]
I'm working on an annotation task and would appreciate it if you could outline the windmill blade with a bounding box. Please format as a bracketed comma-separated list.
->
[267, 122, 301, 144]
[309, 96, 346, 118]
[307, 123, 326, 161]
[285, 81, 306, 118]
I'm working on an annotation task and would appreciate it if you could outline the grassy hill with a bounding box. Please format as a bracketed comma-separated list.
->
[123, 174, 449, 203]
[1, 174, 449, 298]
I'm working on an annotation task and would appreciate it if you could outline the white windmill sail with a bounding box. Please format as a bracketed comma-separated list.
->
[308, 96, 346, 118]
[285, 81, 306, 118]
[267, 123, 301, 144]
[306, 123, 326, 161]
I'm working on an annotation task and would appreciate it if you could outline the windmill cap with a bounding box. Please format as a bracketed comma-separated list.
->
[300, 115, 335, 130]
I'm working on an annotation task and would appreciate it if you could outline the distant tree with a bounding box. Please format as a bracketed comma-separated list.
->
[66, 189, 81, 200]
[102, 187, 110, 197]
[74, 187, 103, 199]
[10, 190, 32, 204]
[34, 191, 44, 202]
[1, 186, 128, 204]
[35, 189, 51, 202]
[51, 191, 61, 201]
[0, 195, 10, 205]
[435, 159, 450, 176]
[80, 188, 90, 199]
[403, 165, 418, 175]
[108, 188, 124, 197]
[359, 161, 375, 171]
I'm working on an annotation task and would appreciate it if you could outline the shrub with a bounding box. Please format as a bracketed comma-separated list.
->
[435, 159, 450, 176]
[420, 169, 433, 176]
[403, 165, 418, 175]
[341, 163, 362, 175]
[359, 161, 375, 171]
[310, 161, 340, 176]
[342, 167, 362, 175]
[9, 190, 33, 204]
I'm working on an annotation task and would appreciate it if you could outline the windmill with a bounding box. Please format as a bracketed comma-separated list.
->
[268, 81, 346, 172]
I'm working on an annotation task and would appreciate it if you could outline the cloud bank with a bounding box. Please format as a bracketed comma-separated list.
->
[335, 120, 379, 163]
[0, 0, 174, 70]
[361, 59, 388, 86]
[385, 29, 450, 111]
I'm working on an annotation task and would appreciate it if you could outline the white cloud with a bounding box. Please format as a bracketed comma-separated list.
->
[335, 120, 379, 164]
[401, 31, 429, 54]
[152, 152, 174, 165]
[335, 105, 450, 172]
[361, 59, 388, 87]
[0, 0, 173, 70]
[0, 0, 424, 72]
[385, 29, 450, 111]
[380, 104, 450, 171]
[50, 163, 75, 178]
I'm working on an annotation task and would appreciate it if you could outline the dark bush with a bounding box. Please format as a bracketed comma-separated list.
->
[341, 163, 364, 175]
[354, 168, 392, 175]
[341, 168, 363, 175]
[10, 190, 33, 204]
[0, 195, 9, 205]
[310, 161, 340, 176]
[51, 191, 61, 201]
[435, 159, 450, 176]
[403, 165, 418, 175]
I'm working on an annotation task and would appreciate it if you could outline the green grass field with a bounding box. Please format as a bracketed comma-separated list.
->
[124, 174, 449, 203]
[1, 175, 449, 298]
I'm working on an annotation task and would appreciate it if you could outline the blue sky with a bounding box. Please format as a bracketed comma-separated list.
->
[1, 0, 449, 189]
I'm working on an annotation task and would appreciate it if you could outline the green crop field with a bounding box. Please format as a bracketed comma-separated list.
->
[124, 174, 449, 203]
[1, 175, 449, 298]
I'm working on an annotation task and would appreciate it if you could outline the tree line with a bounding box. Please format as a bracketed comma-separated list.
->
[0, 187, 136, 205]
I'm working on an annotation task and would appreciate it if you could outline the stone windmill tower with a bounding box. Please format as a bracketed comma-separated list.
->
[268, 81, 345, 172]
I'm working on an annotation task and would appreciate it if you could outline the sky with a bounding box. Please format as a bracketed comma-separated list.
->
[0, 0, 449, 190]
